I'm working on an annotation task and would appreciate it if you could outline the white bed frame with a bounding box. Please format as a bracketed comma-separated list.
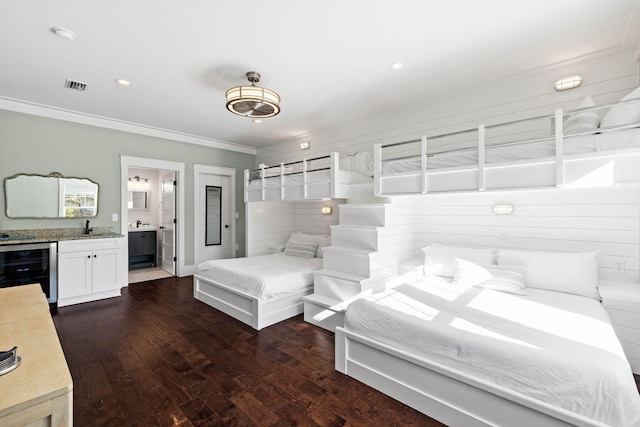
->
[193, 274, 313, 330]
[244, 152, 355, 202]
[335, 327, 609, 427]
[374, 99, 640, 197]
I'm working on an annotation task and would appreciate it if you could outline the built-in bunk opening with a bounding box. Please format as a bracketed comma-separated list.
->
[375, 92, 640, 196]
[244, 151, 376, 202]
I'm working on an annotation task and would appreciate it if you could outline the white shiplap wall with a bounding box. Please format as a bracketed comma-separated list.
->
[388, 187, 640, 282]
[246, 200, 342, 256]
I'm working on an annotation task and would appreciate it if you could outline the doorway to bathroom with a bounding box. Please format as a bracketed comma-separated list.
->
[120, 156, 185, 284]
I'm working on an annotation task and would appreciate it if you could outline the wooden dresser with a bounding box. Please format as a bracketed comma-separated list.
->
[0, 284, 73, 426]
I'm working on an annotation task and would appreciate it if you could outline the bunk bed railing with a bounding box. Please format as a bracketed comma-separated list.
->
[375, 97, 640, 196]
[244, 153, 339, 202]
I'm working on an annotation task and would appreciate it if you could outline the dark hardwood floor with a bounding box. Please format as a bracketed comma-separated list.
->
[53, 276, 445, 426]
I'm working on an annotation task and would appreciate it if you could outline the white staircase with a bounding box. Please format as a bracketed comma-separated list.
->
[304, 204, 392, 331]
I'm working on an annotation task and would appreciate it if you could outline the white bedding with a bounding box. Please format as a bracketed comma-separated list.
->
[382, 129, 640, 173]
[196, 253, 322, 299]
[344, 275, 640, 426]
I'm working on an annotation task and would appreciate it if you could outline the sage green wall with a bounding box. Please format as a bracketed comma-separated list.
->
[0, 109, 255, 264]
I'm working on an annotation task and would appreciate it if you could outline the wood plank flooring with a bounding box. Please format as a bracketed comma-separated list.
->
[52, 276, 445, 426]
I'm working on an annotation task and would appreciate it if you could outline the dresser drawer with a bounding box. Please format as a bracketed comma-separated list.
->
[606, 308, 640, 330]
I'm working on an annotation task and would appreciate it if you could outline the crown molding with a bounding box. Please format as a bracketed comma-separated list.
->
[0, 97, 256, 155]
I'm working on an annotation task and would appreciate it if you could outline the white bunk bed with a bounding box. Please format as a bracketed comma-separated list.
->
[374, 93, 640, 196]
[244, 151, 374, 202]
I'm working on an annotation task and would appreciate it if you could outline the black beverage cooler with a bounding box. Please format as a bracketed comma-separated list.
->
[0, 242, 57, 305]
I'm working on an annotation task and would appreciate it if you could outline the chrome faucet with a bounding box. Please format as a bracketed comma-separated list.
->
[84, 219, 93, 235]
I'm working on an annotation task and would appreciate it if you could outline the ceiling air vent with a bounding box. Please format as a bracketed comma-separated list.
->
[64, 79, 88, 92]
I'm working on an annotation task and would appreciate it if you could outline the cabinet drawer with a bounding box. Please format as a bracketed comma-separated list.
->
[606, 308, 640, 329]
[620, 340, 640, 361]
[612, 323, 640, 346]
[59, 237, 123, 253]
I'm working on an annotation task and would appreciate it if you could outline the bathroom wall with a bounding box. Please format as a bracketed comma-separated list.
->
[126, 168, 160, 228]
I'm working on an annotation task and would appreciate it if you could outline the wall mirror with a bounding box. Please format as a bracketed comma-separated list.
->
[128, 191, 149, 210]
[4, 172, 99, 218]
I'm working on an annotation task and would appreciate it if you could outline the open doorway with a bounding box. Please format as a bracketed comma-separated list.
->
[120, 156, 185, 284]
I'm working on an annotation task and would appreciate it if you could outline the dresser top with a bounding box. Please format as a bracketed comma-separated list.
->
[0, 284, 72, 416]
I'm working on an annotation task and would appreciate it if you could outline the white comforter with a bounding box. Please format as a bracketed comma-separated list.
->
[344, 276, 640, 426]
[196, 253, 322, 299]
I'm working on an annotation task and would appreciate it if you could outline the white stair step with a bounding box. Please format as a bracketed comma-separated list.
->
[338, 204, 388, 227]
[322, 247, 373, 277]
[330, 224, 379, 251]
[314, 269, 372, 300]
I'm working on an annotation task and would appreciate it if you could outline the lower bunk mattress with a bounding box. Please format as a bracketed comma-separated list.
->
[196, 253, 322, 299]
[344, 275, 640, 426]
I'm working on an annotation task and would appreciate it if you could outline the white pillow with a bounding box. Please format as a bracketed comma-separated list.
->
[284, 234, 318, 258]
[339, 154, 354, 171]
[452, 259, 527, 295]
[564, 95, 599, 133]
[294, 231, 330, 258]
[315, 235, 331, 258]
[422, 242, 496, 278]
[497, 249, 599, 299]
[600, 87, 640, 128]
[353, 150, 374, 176]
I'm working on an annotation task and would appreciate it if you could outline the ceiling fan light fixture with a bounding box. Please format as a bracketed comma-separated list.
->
[226, 71, 281, 118]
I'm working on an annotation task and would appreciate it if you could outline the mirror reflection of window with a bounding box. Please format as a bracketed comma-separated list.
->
[205, 186, 222, 246]
[60, 178, 98, 217]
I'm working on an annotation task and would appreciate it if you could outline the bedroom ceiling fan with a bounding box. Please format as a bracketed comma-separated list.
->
[225, 71, 281, 118]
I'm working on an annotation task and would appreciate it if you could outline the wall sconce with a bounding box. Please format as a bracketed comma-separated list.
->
[554, 75, 583, 91]
[300, 141, 310, 150]
[321, 206, 333, 215]
[492, 204, 514, 215]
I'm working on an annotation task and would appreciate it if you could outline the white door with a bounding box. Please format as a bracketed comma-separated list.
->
[197, 172, 232, 264]
[160, 173, 176, 275]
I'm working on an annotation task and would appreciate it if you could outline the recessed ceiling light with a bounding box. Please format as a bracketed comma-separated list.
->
[115, 79, 131, 86]
[52, 27, 76, 41]
[252, 119, 262, 124]
[391, 63, 403, 70]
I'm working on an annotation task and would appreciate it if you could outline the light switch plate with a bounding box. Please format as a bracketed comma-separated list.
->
[112, 213, 118, 221]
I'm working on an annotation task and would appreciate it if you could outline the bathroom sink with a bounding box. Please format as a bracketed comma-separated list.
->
[129, 226, 157, 232]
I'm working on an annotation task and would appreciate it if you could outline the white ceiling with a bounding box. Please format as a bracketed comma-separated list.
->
[1, 0, 639, 149]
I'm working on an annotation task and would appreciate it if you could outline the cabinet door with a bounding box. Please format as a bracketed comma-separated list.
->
[141, 231, 156, 255]
[92, 248, 120, 293]
[128, 234, 142, 256]
[58, 251, 92, 298]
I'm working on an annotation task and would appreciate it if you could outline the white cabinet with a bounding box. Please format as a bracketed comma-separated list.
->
[599, 280, 640, 375]
[58, 237, 124, 307]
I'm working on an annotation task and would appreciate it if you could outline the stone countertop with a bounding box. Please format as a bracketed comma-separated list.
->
[0, 227, 124, 246]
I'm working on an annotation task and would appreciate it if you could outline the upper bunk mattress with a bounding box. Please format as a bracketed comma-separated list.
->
[197, 253, 322, 299]
[344, 275, 640, 426]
